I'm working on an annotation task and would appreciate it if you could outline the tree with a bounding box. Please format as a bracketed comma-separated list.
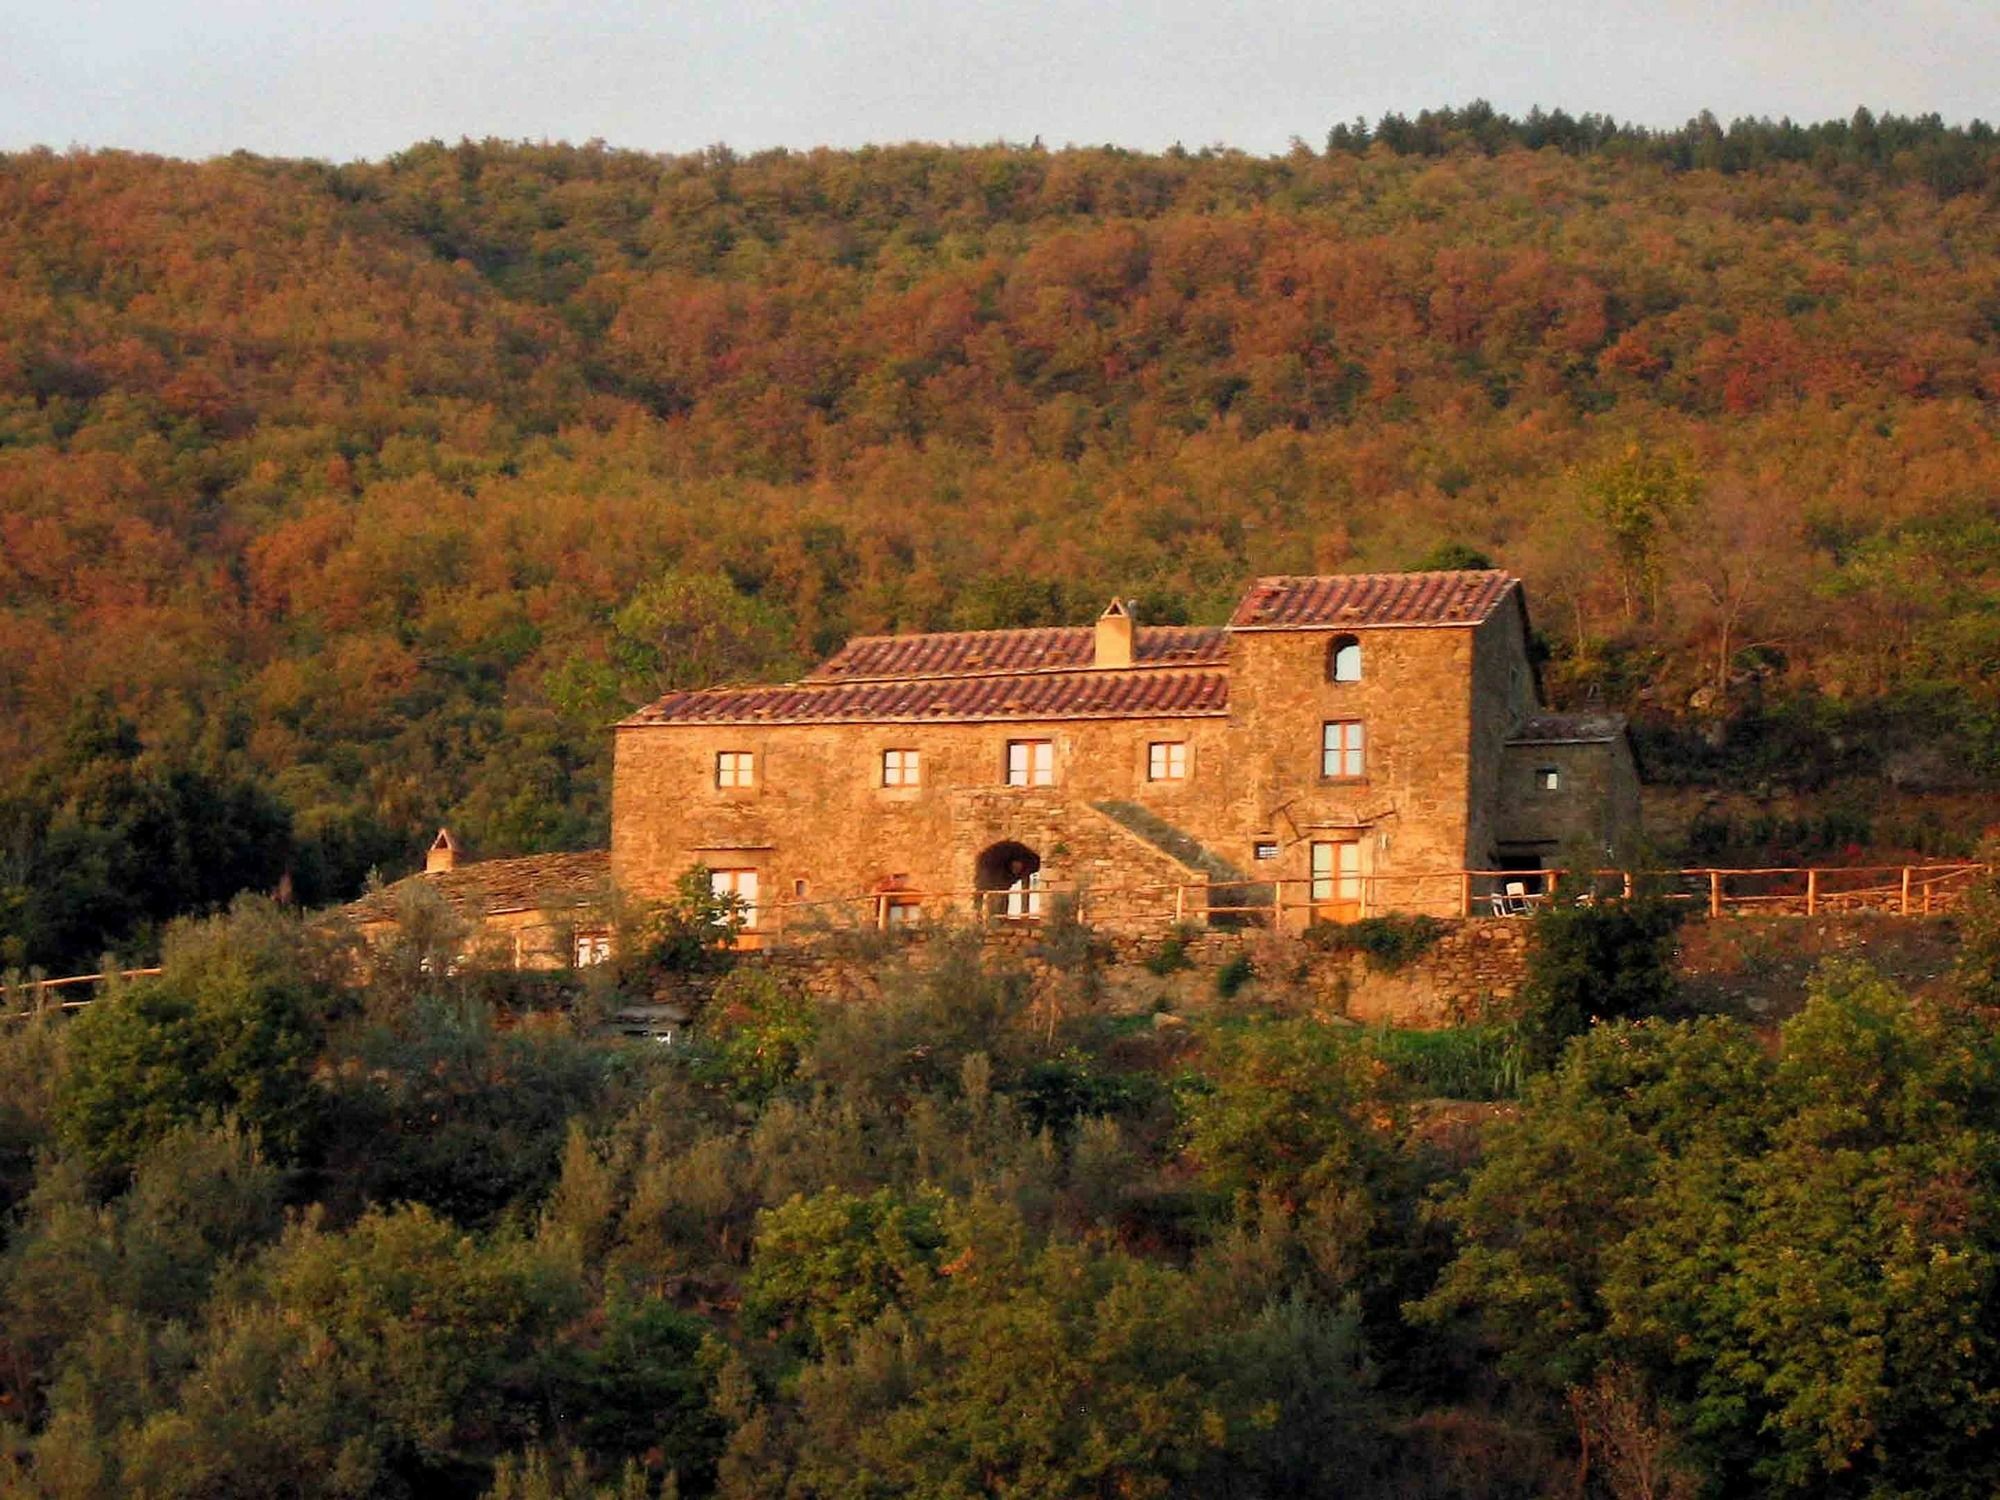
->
[1580, 449, 1701, 624]
[56, 900, 339, 1180]
[1516, 893, 1684, 1068]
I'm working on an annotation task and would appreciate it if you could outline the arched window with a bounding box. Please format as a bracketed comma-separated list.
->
[1328, 634, 1362, 683]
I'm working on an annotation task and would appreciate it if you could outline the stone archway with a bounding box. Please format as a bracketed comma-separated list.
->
[975, 840, 1044, 920]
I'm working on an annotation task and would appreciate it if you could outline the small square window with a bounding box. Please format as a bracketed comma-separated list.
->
[1321, 721, 1366, 779]
[1006, 739, 1054, 786]
[882, 747, 921, 786]
[1254, 841, 1280, 862]
[715, 750, 755, 788]
[573, 932, 611, 967]
[1147, 741, 1187, 781]
[1537, 766, 1561, 792]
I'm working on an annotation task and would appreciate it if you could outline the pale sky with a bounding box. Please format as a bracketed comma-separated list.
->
[1, 0, 1992, 162]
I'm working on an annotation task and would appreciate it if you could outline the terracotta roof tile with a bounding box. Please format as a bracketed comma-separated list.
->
[338, 850, 610, 925]
[621, 669, 1229, 727]
[1508, 712, 1628, 745]
[809, 624, 1227, 681]
[1228, 571, 1518, 629]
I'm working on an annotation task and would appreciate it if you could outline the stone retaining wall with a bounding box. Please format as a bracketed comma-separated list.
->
[651, 908, 1963, 1031]
[658, 916, 1536, 1027]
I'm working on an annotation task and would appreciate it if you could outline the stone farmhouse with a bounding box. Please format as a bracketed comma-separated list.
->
[608, 570, 1639, 940]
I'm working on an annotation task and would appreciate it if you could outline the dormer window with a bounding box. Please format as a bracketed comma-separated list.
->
[1329, 634, 1362, 683]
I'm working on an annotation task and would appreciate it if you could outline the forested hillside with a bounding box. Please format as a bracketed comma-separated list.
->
[5, 111, 2000, 968]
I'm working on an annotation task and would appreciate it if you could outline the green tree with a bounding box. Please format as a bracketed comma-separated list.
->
[742, 1185, 947, 1355]
[56, 900, 339, 1180]
[1580, 448, 1701, 622]
[1516, 892, 1684, 1068]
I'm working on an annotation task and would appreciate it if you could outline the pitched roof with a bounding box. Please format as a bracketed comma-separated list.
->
[1507, 712, 1628, 745]
[809, 624, 1227, 682]
[1228, 571, 1519, 630]
[339, 850, 610, 925]
[621, 668, 1229, 727]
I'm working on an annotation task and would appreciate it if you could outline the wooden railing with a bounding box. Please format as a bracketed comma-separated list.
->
[1, 967, 161, 1022]
[754, 861, 1990, 943]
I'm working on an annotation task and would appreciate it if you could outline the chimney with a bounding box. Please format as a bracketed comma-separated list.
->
[1094, 598, 1134, 668]
[425, 828, 463, 875]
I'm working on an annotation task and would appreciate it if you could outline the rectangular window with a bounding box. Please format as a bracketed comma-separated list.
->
[882, 748, 921, 786]
[1253, 840, 1280, 862]
[1005, 739, 1054, 786]
[573, 932, 611, 967]
[1537, 766, 1561, 791]
[1147, 741, 1188, 781]
[709, 868, 759, 928]
[1321, 721, 1366, 779]
[1309, 840, 1363, 904]
[880, 895, 923, 928]
[715, 750, 755, 788]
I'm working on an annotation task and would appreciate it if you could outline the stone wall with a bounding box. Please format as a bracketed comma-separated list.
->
[654, 915, 1535, 1028]
[654, 910, 1961, 1032]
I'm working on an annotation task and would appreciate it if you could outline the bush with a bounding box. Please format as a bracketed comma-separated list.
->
[1306, 914, 1445, 972]
[1142, 927, 1199, 976]
[1215, 952, 1256, 999]
[56, 900, 342, 1180]
[1518, 893, 1685, 1068]
[696, 969, 820, 1104]
[622, 866, 743, 978]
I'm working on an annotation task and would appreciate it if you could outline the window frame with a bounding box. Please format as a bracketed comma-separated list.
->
[714, 750, 756, 789]
[1005, 738, 1055, 787]
[708, 867, 760, 928]
[1537, 765, 1561, 792]
[882, 747, 922, 787]
[1320, 720, 1367, 780]
[1146, 740, 1188, 782]
[1309, 839, 1363, 904]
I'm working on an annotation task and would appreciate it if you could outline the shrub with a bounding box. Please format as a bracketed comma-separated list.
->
[697, 969, 819, 1104]
[1143, 926, 1199, 976]
[1306, 913, 1445, 972]
[1215, 952, 1256, 999]
[742, 1185, 947, 1355]
[622, 866, 743, 977]
[1517, 892, 1685, 1069]
[56, 900, 341, 1180]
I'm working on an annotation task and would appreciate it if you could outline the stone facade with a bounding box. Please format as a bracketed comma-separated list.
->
[612, 571, 1642, 937]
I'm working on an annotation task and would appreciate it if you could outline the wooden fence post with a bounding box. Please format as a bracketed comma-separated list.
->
[1460, 870, 1471, 918]
[1901, 866, 1912, 916]
[1709, 870, 1721, 919]
[1806, 868, 1818, 917]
